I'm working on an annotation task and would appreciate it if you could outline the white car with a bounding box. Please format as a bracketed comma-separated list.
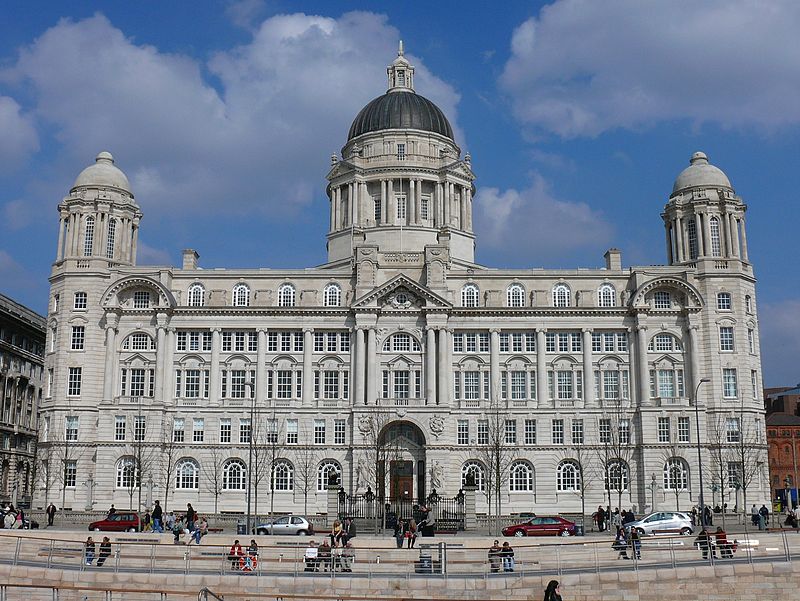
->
[626, 511, 693, 536]
[254, 515, 314, 535]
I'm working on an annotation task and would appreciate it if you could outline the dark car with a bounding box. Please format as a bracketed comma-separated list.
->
[502, 516, 576, 537]
[88, 512, 140, 532]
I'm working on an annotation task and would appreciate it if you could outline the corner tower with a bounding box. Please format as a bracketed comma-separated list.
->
[325, 43, 476, 268]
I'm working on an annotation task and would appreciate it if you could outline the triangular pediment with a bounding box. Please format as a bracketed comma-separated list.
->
[352, 274, 450, 309]
[326, 160, 356, 181]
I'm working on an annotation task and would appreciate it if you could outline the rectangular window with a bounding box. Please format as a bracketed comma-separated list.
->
[465, 332, 477, 353]
[172, 418, 185, 443]
[546, 332, 556, 353]
[266, 418, 278, 443]
[557, 371, 573, 399]
[748, 329, 755, 354]
[340, 333, 350, 352]
[133, 291, 150, 309]
[184, 370, 200, 398]
[723, 368, 738, 398]
[505, 420, 517, 444]
[134, 415, 146, 441]
[239, 418, 251, 444]
[619, 419, 630, 444]
[323, 371, 339, 399]
[479, 333, 490, 353]
[511, 332, 523, 352]
[558, 333, 569, 352]
[717, 292, 732, 310]
[374, 196, 381, 222]
[65, 461, 77, 488]
[394, 371, 410, 398]
[219, 418, 231, 443]
[334, 419, 346, 445]
[73, 292, 87, 309]
[603, 371, 619, 400]
[67, 367, 82, 396]
[70, 326, 85, 350]
[726, 418, 741, 443]
[314, 419, 326, 444]
[222, 332, 232, 352]
[658, 417, 670, 443]
[457, 419, 469, 445]
[268, 331, 278, 352]
[115, 415, 126, 441]
[572, 419, 584, 445]
[65, 415, 79, 441]
[510, 371, 526, 400]
[286, 419, 298, 444]
[654, 291, 671, 309]
[657, 370, 676, 398]
[453, 334, 464, 353]
[248, 333, 258, 352]
[571, 333, 582, 352]
[192, 418, 204, 442]
[727, 461, 742, 488]
[477, 420, 489, 445]
[314, 332, 324, 352]
[677, 416, 690, 442]
[751, 370, 759, 399]
[599, 418, 611, 444]
[397, 143, 405, 160]
[524, 419, 536, 445]
[277, 370, 292, 398]
[499, 333, 509, 353]
[421, 198, 429, 220]
[463, 371, 480, 400]
[552, 419, 564, 445]
[719, 326, 735, 351]
[525, 333, 536, 352]
[396, 196, 407, 220]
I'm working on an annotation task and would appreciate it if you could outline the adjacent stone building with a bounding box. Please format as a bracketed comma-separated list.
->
[0, 293, 46, 507]
[40, 47, 768, 516]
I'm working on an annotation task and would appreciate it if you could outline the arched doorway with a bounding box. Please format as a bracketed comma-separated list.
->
[377, 420, 426, 504]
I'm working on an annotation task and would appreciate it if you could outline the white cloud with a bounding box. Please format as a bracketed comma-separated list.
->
[4, 12, 462, 219]
[501, 0, 800, 137]
[136, 240, 173, 266]
[225, 0, 267, 30]
[1, 199, 34, 230]
[0, 249, 35, 289]
[758, 299, 800, 387]
[0, 96, 38, 173]
[473, 174, 614, 261]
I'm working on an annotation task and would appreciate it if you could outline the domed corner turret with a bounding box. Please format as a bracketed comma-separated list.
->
[71, 151, 134, 199]
[670, 151, 733, 198]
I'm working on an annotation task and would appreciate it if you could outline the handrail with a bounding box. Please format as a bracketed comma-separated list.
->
[198, 587, 224, 601]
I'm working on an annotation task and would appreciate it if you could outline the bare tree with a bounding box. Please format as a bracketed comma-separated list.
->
[158, 415, 181, 513]
[595, 407, 634, 512]
[556, 441, 595, 531]
[121, 413, 158, 514]
[201, 446, 226, 513]
[706, 414, 734, 529]
[359, 410, 398, 533]
[33, 443, 57, 507]
[731, 410, 767, 526]
[472, 407, 515, 535]
[293, 426, 320, 517]
[660, 443, 686, 512]
[40, 420, 87, 510]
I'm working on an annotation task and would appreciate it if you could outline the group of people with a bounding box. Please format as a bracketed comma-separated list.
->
[227, 539, 260, 571]
[487, 540, 515, 572]
[304, 538, 355, 572]
[594, 506, 638, 533]
[612, 526, 642, 560]
[1, 503, 26, 529]
[83, 536, 112, 566]
[696, 527, 736, 560]
[392, 518, 418, 548]
[751, 503, 771, 530]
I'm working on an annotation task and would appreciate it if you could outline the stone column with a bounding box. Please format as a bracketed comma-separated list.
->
[257, 329, 267, 402]
[164, 328, 175, 402]
[436, 182, 443, 227]
[209, 328, 221, 402]
[408, 179, 416, 225]
[437, 328, 449, 406]
[154, 324, 166, 402]
[740, 217, 749, 261]
[675, 217, 685, 262]
[459, 185, 467, 230]
[56, 214, 66, 261]
[425, 327, 436, 404]
[381, 180, 387, 225]
[387, 179, 395, 225]
[636, 324, 649, 406]
[416, 179, 423, 223]
[354, 327, 365, 405]
[302, 328, 313, 406]
[582, 328, 594, 406]
[102, 314, 118, 400]
[131, 220, 140, 264]
[366, 327, 377, 405]
[665, 224, 673, 264]
[687, 324, 701, 397]
[329, 189, 336, 231]
[626, 327, 636, 402]
[490, 329, 501, 404]
[536, 329, 547, 405]
[730, 214, 741, 258]
[443, 181, 451, 226]
[465, 186, 473, 231]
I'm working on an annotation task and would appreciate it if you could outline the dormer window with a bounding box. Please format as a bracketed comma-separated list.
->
[397, 70, 406, 87]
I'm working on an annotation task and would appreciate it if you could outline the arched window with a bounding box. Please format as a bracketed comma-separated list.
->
[663, 458, 688, 490]
[272, 460, 294, 491]
[509, 460, 534, 492]
[598, 284, 616, 308]
[115, 456, 137, 488]
[83, 216, 95, 257]
[323, 284, 341, 307]
[176, 459, 200, 489]
[605, 460, 629, 491]
[648, 333, 683, 352]
[317, 460, 342, 492]
[557, 460, 581, 491]
[106, 219, 116, 259]
[232, 284, 250, 307]
[686, 218, 699, 260]
[507, 284, 525, 308]
[461, 284, 479, 308]
[382, 333, 421, 352]
[278, 284, 296, 307]
[121, 332, 155, 351]
[188, 284, 205, 307]
[709, 216, 721, 257]
[461, 460, 485, 491]
[223, 459, 247, 490]
[553, 284, 571, 308]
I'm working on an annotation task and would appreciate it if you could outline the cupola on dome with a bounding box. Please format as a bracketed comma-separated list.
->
[347, 42, 454, 142]
[72, 151, 132, 194]
[671, 151, 733, 195]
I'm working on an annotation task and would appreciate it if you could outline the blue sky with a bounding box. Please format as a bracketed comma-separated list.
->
[0, 1, 798, 386]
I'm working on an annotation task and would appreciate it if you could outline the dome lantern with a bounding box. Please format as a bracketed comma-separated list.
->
[387, 40, 414, 92]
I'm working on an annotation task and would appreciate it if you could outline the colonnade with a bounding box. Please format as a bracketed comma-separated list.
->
[329, 178, 473, 232]
[56, 209, 139, 264]
[665, 210, 748, 264]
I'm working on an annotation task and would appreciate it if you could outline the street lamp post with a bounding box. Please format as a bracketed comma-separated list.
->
[694, 378, 711, 527]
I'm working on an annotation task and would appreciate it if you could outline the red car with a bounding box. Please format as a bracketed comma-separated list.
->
[88, 512, 140, 532]
[502, 516, 576, 537]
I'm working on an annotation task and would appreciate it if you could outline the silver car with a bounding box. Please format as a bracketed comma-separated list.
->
[255, 515, 314, 535]
[626, 511, 693, 536]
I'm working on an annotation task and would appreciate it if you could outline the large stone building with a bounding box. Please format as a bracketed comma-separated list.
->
[0, 293, 46, 507]
[40, 47, 768, 516]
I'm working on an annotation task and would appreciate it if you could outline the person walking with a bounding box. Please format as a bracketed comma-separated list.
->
[152, 500, 163, 533]
[488, 540, 502, 572]
[715, 527, 732, 559]
[46, 503, 56, 527]
[611, 508, 622, 531]
[613, 526, 629, 559]
[96, 537, 112, 567]
[696, 528, 715, 560]
[758, 504, 769, 530]
[406, 518, 417, 549]
[141, 510, 151, 532]
[500, 541, 515, 572]
[172, 516, 185, 544]
[84, 536, 96, 566]
[543, 580, 563, 601]
[596, 506, 606, 532]
[185, 503, 196, 532]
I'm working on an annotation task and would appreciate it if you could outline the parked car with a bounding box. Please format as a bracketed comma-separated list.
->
[88, 512, 140, 532]
[502, 516, 576, 537]
[254, 515, 314, 535]
[625, 511, 693, 536]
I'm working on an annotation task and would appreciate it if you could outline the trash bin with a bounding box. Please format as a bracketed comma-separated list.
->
[415, 549, 433, 574]
[237, 521, 247, 535]
[574, 524, 584, 536]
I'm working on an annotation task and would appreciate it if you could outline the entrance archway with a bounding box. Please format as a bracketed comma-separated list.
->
[377, 421, 426, 504]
